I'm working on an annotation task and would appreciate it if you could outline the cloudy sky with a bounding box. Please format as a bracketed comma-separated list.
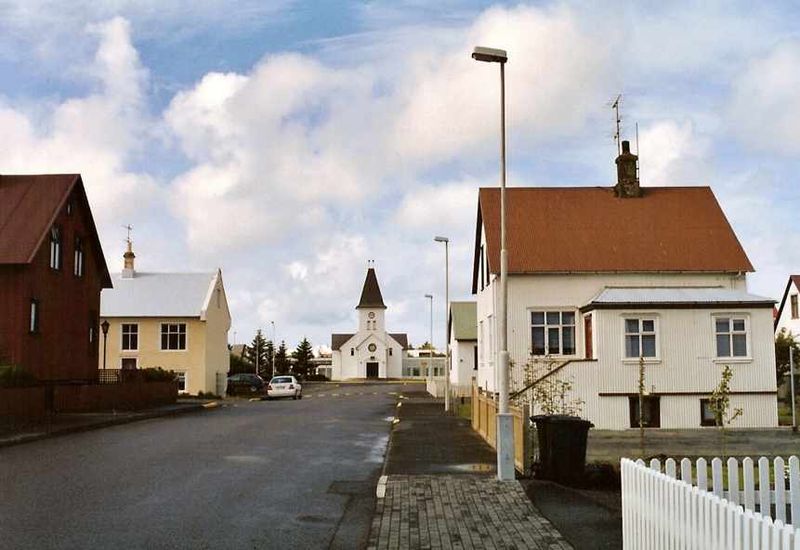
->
[1, 0, 798, 351]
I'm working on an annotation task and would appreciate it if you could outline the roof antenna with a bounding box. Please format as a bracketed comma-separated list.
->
[609, 94, 622, 155]
[635, 122, 641, 182]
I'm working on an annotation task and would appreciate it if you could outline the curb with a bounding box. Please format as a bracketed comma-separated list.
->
[0, 403, 212, 449]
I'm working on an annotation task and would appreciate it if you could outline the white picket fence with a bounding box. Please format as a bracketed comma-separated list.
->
[622, 457, 800, 549]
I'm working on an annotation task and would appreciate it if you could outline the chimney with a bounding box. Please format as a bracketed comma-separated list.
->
[122, 240, 136, 279]
[614, 140, 641, 198]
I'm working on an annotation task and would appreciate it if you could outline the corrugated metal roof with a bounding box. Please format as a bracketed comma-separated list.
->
[476, 187, 754, 285]
[450, 301, 477, 341]
[101, 272, 216, 317]
[587, 287, 774, 306]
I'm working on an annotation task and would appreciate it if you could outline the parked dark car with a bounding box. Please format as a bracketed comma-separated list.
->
[226, 373, 266, 396]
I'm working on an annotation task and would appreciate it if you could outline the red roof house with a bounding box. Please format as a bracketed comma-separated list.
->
[0, 174, 111, 382]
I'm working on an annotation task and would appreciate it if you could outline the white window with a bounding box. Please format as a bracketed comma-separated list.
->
[160, 323, 187, 350]
[624, 318, 657, 358]
[73, 236, 84, 277]
[715, 316, 748, 358]
[121, 323, 138, 351]
[479, 320, 485, 363]
[531, 311, 576, 356]
[49, 226, 62, 270]
[29, 299, 39, 333]
[176, 372, 187, 392]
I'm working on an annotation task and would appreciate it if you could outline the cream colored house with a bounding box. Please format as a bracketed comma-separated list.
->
[99, 244, 231, 395]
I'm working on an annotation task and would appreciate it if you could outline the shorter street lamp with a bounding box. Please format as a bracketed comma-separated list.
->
[434, 236, 450, 412]
[100, 320, 110, 371]
[424, 294, 433, 381]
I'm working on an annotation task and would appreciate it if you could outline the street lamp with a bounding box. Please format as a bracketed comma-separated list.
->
[434, 236, 450, 413]
[100, 319, 110, 371]
[472, 45, 515, 481]
[424, 294, 434, 381]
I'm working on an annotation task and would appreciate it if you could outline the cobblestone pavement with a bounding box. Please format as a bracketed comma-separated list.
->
[368, 475, 572, 550]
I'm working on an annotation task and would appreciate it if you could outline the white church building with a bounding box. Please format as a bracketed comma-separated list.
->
[330, 267, 409, 379]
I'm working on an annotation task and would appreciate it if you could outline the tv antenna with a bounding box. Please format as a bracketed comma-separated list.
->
[609, 94, 623, 155]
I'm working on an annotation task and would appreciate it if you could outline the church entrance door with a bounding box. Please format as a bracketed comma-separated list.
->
[366, 362, 379, 378]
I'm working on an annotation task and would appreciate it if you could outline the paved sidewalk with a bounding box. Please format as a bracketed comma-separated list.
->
[368, 392, 571, 549]
[0, 400, 213, 448]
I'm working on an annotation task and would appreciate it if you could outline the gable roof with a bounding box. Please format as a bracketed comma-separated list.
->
[330, 332, 408, 350]
[0, 174, 112, 287]
[101, 272, 217, 318]
[775, 275, 800, 329]
[357, 268, 386, 309]
[449, 301, 477, 341]
[474, 186, 753, 292]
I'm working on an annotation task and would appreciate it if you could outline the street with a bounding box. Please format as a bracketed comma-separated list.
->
[0, 383, 409, 550]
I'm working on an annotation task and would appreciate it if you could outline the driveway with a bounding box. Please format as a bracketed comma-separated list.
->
[0, 382, 410, 549]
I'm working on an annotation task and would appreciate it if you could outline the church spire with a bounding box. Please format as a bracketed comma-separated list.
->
[356, 263, 386, 309]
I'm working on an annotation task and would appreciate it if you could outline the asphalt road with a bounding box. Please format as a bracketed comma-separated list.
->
[0, 382, 410, 550]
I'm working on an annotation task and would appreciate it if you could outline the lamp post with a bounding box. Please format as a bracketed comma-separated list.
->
[790, 348, 797, 432]
[434, 236, 450, 412]
[425, 294, 434, 381]
[100, 320, 110, 371]
[472, 45, 514, 481]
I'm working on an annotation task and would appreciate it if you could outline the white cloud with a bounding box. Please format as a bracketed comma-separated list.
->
[728, 40, 800, 154]
[394, 180, 479, 230]
[638, 120, 711, 186]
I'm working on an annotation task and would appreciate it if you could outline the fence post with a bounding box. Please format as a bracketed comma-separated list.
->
[775, 457, 787, 524]
[789, 456, 799, 528]
[522, 403, 531, 477]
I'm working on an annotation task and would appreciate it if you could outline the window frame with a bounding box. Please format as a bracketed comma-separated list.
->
[699, 399, 718, 427]
[121, 323, 139, 351]
[29, 299, 40, 334]
[49, 226, 62, 271]
[73, 236, 84, 277]
[712, 314, 751, 362]
[792, 294, 799, 320]
[621, 315, 660, 362]
[628, 395, 661, 428]
[159, 322, 188, 351]
[529, 309, 578, 357]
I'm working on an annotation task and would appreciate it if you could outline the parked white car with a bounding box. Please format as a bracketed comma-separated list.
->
[266, 375, 302, 400]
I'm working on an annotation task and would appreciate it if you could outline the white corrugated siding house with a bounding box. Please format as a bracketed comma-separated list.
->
[775, 275, 800, 338]
[472, 143, 777, 429]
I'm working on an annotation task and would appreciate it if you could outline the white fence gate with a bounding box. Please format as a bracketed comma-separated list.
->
[622, 457, 800, 549]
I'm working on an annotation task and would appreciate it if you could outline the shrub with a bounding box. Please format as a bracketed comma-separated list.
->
[0, 365, 37, 387]
[303, 373, 329, 382]
[141, 367, 177, 382]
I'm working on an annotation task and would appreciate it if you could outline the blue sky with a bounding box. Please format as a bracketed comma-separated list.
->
[1, 0, 798, 351]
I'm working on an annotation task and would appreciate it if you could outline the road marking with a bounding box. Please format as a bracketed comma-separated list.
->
[376, 475, 388, 498]
[203, 402, 220, 409]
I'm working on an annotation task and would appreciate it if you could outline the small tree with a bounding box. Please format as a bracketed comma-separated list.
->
[637, 356, 647, 458]
[512, 356, 583, 416]
[246, 330, 268, 378]
[274, 341, 289, 375]
[292, 337, 314, 377]
[775, 329, 799, 384]
[708, 364, 744, 459]
[265, 340, 275, 378]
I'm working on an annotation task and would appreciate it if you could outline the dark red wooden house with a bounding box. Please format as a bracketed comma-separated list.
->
[0, 174, 112, 382]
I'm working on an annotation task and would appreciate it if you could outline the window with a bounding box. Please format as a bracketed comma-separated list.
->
[389, 348, 393, 356]
[160, 323, 187, 350]
[624, 318, 657, 358]
[792, 295, 799, 320]
[176, 372, 186, 392]
[479, 245, 485, 290]
[121, 324, 138, 351]
[479, 321, 485, 363]
[629, 396, 661, 428]
[350, 348, 355, 356]
[49, 226, 62, 270]
[29, 299, 39, 333]
[73, 236, 84, 277]
[715, 317, 747, 358]
[473, 346, 478, 370]
[700, 399, 718, 427]
[368, 343, 377, 352]
[531, 311, 576, 356]
[89, 311, 97, 344]
[121, 357, 137, 370]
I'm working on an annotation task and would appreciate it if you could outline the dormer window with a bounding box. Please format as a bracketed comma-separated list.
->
[49, 226, 62, 270]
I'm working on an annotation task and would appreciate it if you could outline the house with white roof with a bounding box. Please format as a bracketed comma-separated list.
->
[473, 141, 777, 429]
[449, 301, 477, 388]
[330, 265, 409, 379]
[775, 275, 800, 338]
[99, 241, 231, 395]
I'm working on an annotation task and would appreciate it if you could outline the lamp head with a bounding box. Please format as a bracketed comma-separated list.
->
[101, 320, 110, 335]
[471, 46, 508, 63]
[433, 236, 449, 243]
[425, 294, 433, 299]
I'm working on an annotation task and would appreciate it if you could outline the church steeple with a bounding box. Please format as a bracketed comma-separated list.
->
[356, 264, 386, 310]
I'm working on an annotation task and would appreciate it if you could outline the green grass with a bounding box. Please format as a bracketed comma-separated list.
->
[455, 402, 472, 421]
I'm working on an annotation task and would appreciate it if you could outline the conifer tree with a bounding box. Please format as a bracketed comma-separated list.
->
[274, 341, 289, 375]
[292, 337, 314, 377]
[246, 330, 268, 378]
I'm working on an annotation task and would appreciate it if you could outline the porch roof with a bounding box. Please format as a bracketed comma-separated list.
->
[581, 287, 775, 312]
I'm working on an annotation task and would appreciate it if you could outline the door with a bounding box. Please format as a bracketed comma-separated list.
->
[366, 362, 379, 378]
[584, 315, 593, 359]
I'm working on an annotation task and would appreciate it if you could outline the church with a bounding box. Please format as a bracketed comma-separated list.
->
[330, 266, 408, 379]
